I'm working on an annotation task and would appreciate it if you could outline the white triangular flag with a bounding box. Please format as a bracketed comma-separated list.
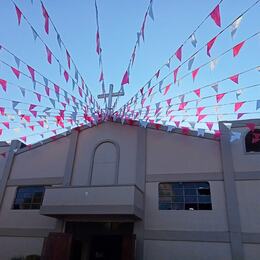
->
[210, 59, 218, 71]
[190, 33, 197, 47]
[197, 128, 205, 137]
[231, 16, 243, 38]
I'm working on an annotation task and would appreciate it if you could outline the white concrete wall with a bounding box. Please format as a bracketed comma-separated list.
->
[144, 240, 232, 260]
[231, 127, 260, 173]
[146, 129, 222, 175]
[0, 187, 56, 229]
[145, 181, 228, 231]
[0, 236, 43, 260]
[10, 136, 70, 179]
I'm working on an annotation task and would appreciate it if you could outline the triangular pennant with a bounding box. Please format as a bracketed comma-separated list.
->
[178, 102, 188, 111]
[3, 122, 10, 129]
[231, 16, 243, 38]
[66, 50, 71, 69]
[256, 100, 260, 110]
[234, 101, 244, 112]
[159, 79, 164, 93]
[207, 36, 217, 57]
[45, 45, 52, 64]
[236, 89, 242, 99]
[35, 92, 41, 102]
[0, 79, 7, 92]
[149, 2, 154, 21]
[12, 101, 19, 110]
[237, 113, 245, 119]
[206, 122, 214, 131]
[175, 45, 182, 62]
[198, 114, 207, 122]
[192, 67, 200, 81]
[14, 56, 20, 68]
[27, 65, 35, 81]
[211, 84, 218, 93]
[210, 59, 218, 71]
[99, 71, 104, 82]
[173, 66, 180, 84]
[11, 67, 20, 79]
[164, 83, 172, 95]
[194, 88, 201, 97]
[64, 70, 69, 82]
[155, 69, 160, 79]
[188, 56, 195, 71]
[196, 106, 205, 115]
[15, 5, 22, 25]
[210, 4, 221, 27]
[57, 33, 62, 48]
[216, 93, 225, 103]
[230, 74, 239, 84]
[41, 3, 49, 34]
[121, 70, 129, 85]
[20, 87, 25, 97]
[190, 33, 197, 48]
[233, 41, 245, 57]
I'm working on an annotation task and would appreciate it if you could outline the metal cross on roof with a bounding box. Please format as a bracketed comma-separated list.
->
[97, 84, 124, 115]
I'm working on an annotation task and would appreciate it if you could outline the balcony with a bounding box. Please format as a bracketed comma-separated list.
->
[40, 185, 144, 220]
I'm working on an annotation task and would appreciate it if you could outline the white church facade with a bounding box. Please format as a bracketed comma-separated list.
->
[0, 119, 260, 260]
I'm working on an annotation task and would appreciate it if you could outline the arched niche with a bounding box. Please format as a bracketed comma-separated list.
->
[90, 140, 120, 185]
[245, 129, 260, 153]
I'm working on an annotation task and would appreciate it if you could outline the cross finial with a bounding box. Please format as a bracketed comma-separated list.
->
[97, 84, 124, 116]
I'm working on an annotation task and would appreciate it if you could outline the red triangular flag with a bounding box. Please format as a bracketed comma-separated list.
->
[164, 83, 172, 95]
[166, 98, 172, 106]
[206, 122, 214, 131]
[121, 70, 129, 85]
[178, 102, 188, 111]
[30, 110, 37, 117]
[27, 66, 35, 81]
[207, 36, 217, 57]
[20, 136, 27, 143]
[45, 86, 50, 96]
[66, 50, 71, 69]
[11, 67, 20, 79]
[233, 41, 245, 57]
[175, 121, 180, 128]
[198, 114, 207, 122]
[99, 71, 104, 82]
[210, 5, 221, 27]
[194, 88, 201, 97]
[234, 101, 244, 112]
[175, 46, 182, 62]
[0, 107, 5, 115]
[35, 92, 42, 102]
[192, 68, 200, 81]
[38, 121, 44, 128]
[29, 104, 36, 111]
[28, 125, 35, 131]
[216, 93, 225, 103]
[45, 46, 52, 64]
[15, 5, 22, 25]
[230, 74, 239, 84]
[0, 79, 7, 92]
[64, 70, 69, 82]
[41, 3, 49, 34]
[173, 66, 180, 84]
[54, 84, 59, 94]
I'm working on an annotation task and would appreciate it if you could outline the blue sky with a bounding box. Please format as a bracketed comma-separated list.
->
[0, 0, 260, 143]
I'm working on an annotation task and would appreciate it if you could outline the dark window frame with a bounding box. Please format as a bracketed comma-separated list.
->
[158, 182, 212, 211]
[245, 129, 260, 153]
[12, 186, 45, 210]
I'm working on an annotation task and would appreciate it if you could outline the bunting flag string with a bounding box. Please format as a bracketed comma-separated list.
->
[117, 0, 260, 112]
[11, 1, 100, 108]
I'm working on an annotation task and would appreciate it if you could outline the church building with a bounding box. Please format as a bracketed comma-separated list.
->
[0, 119, 260, 260]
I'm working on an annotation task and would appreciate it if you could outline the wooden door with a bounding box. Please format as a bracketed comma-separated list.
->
[121, 234, 136, 260]
[41, 232, 73, 260]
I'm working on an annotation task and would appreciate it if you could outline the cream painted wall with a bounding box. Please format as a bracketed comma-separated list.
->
[0, 236, 43, 260]
[230, 127, 260, 173]
[10, 136, 70, 179]
[236, 180, 260, 233]
[72, 123, 138, 187]
[146, 129, 222, 175]
[145, 181, 228, 231]
[0, 187, 57, 229]
[144, 240, 232, 260]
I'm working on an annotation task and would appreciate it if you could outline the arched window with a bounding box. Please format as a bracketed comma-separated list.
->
[245, 129, 260, 152]
[90, 141, 119, 185]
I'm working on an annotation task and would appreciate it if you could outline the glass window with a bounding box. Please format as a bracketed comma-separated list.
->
[13, 186, 45, 210]
[245, 129, 260, 152]
[159, 182, 212, 211]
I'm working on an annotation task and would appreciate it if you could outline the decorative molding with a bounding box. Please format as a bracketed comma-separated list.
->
[146, 172, 223, 182]
[7, 177, 64, 187]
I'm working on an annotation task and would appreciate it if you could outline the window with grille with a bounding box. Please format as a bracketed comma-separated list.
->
[159, 182, 212, 210]
[13, 186, 45, 210]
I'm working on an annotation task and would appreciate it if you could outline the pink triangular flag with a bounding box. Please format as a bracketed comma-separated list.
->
[164, 83, 172, 95]
[210, 5, 221, 27]
[11, 67, 20, 79]
[0, 79, 7, 92]
[179, 102, 188, 111]
[35, 92, 42, 102]
[207, 36, 217, 57]
[66, 50, 71, 69]
[216, 93, 225, 103]
[3, 122, 9, 129]
[20, 136, 27, 142]
[196, 106, 205, 115]
[194, 88, 201, 97]
[29, 104, 36, 111]
[192, 68, 200, 81]
[45, 86, 50, 96]
[174, 121, 180, 128]
[0, 107, 5, 115]
[230, 74, 239, 84]
[64, 70, 69, 82]
[237, 113, 245, 119]
[173, 66, 180, 84]
[15, 5, 22, 25]
[54, 84, 60, 94]
[175, 46, 182, 62]
[166, 98, 172, 106]
[37, 121, 44, 128]
[78, 87, 83, 97]
[28, 125, 35, 131]
[99, 71, 104, 82]
[155, 70, 160, 79]
[198, 114, 207, 122]
[234, 101, 244, 112]
[233, 41, 245, 57]
[206, 122, 214, 131]
[27, 65, 35, 81]
[45, 46, 52, 64]
[121, 70, 129, 85]
[30, 111, 37, 117]
[41, 3, 49, 34]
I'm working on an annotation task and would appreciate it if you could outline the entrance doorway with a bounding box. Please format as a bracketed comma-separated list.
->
[90, 235, 121, 260]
